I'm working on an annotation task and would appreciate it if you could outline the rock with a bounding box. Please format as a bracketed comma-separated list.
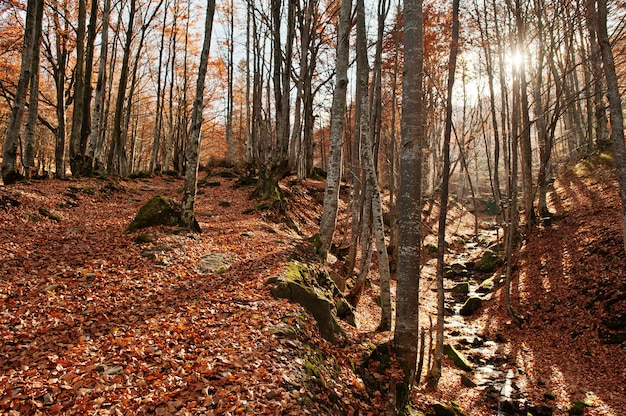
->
[477, 276, 495, 293]
[134, 232, 156, 244]
[475, 249, 498, 273]
[126, 195, 200, 233]
[433, 401, 466, 416]
[527, 404, 553, 416]
[460, 296, 483, 316]
[198, 253, 231, 274]
[568, 400, 592, 415]
[103, 366, 124, 375]
[452, 282, 470, 294]
[460, 373, 477, 388]
[268, 262, 344, 343]
[39, 208, 61, 222]
[0, 195, 21, 209]
[443, 344, 473, 371]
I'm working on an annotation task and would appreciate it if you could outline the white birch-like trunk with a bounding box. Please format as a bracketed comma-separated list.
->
[181, 0, 216, 230]
[316, 0, 352, 259]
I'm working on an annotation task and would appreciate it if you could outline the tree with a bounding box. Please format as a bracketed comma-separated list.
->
[88, 0, 113, 174]
[1, 0, 44, 184]
[594, 0, 626, 255]
[394, 0, 424, 409]
[428, 0, 460, 388]
[23, 0, 45, 179]
[316, 0, 352, 260]
[180, 0, 216, 230]
[69, 0, 87, 176]
[107, 0, 138, 176]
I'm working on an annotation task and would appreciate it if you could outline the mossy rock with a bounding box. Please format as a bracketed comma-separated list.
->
[460, 296, 483, 316]
[126, 195, 200, 233]
[452, 282, 470, 294]
[443, 344, 473, 371]
[475, 249, 498, 273]
[134, 232, 156, 244]
[268, 262, 344, 343]
[477, 276, 495, 293]
[433, 401, 466, 416]
[568, 400, 592, 415]
[39, 208, 61, 222]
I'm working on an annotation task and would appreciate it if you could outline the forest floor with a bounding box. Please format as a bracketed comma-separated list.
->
[0, 156, 625, 415]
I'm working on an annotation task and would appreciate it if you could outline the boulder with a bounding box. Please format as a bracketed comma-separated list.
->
[443, 344, 473, 371]
[433, 401, 466, 416]
[126, 195, 200, 233]
[452, 282, 470, 294]
[199, 253, 231, 274]
[268, 262, 344, 343]
[460, 296, 483, 316]
[475, 249, 498, 273]
[477, 276, 495, 293]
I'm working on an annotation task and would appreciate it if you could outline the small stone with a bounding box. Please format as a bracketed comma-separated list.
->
[103, 366, 124, 376]
[460, 296, 483, 316]
[460, 373, 477, 388]
[452, 282, 470, 294]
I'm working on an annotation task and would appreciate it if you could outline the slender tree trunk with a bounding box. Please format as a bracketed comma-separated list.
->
[316, 0, 352, 260]
[149, 0, 169, 173]
[69, 0, 86, 176]
[181, 0, 216, 230]
[395, 0, 423, 408]
[2, 0, 43, 184]
[428, 0, 459, 388]
[595, 0, 626, 255]
[24, 0, 44, 179]
[88, 0, 112, 174]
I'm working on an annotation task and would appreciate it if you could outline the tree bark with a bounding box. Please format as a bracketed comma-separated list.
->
[428, 0, 459, 388]
[316, 0, 352, 260]
[595, 0, 626, 255]
[394, 0, 423, 408]
[69, 0, 87, 176]
[2, 0, 43, 184]
[24, 0, 44, 179]
[181, 0, 216, 230]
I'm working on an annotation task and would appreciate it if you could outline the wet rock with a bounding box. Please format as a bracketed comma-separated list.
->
[460, 296, 483, 316]
[443, 344, 473, 371]
[478, 276, 496, 293]
[475, 249, 498, 273]
[452, 282, 471, 294]
[460, 373, 477, 388]
[527, 404, 553, 416]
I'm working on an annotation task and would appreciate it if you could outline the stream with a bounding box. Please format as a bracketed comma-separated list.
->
[425, 225, 554, 416]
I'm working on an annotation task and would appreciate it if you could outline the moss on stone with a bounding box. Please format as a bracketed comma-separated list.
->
[443, 344, 473, 371]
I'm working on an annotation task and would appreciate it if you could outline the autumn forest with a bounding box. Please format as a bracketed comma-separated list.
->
[1, 0, 626, 414]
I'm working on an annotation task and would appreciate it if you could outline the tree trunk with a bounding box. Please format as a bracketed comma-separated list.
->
[316, 0, 352, 260]
[69, 0, 87, 176]
[595, 0, 626, 255]
[2, 0, 43, 184]
[23, 0, 44, 179]
[181, 0, 216, 230]
[88, 0, 112, 174]
[394, 0, 423, 409]
[108, 0, 137, 176]
[428, 0, 459, 388]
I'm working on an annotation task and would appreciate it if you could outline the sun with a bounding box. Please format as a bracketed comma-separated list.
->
[510, 51, 524, 69]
